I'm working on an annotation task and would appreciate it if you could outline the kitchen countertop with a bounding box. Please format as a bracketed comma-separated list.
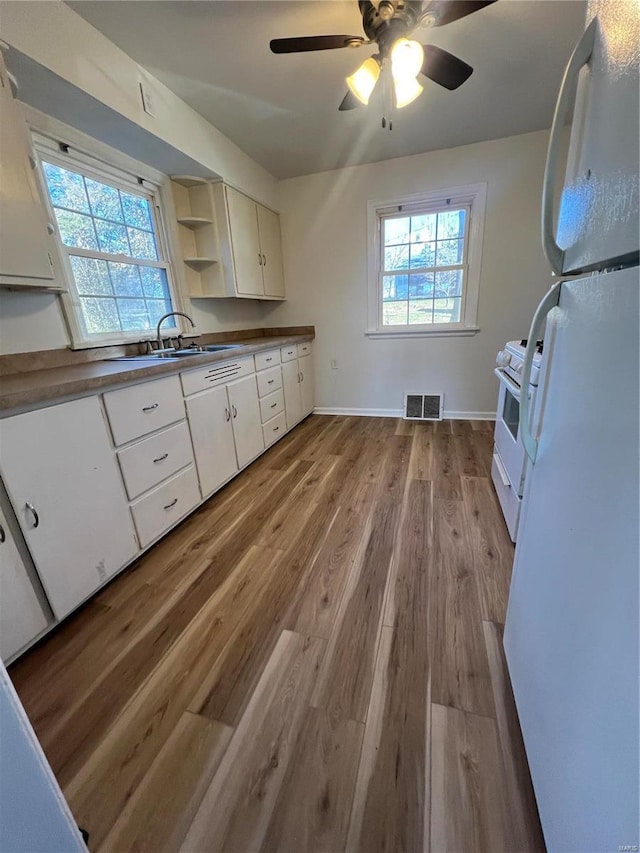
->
[0, 334, 313, 415]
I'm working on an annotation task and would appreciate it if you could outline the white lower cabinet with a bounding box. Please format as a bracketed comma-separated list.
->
[282, 349, 314, 429]
[227, 375, 265, 468]
[0, 397, 138, 619]
[299, 354, 314, 417]
[0, 505, 49, 661]
[186, 385, 239, 498]
[130, 466, 200, 548]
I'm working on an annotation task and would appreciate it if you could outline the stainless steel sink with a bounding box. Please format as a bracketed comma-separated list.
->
[201, 344, 244, 352]
[108, 344, 244, 362]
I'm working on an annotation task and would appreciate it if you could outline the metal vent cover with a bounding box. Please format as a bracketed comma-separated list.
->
[403, 392, 444, 421]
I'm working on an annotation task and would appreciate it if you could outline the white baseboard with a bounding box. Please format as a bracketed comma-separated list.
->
[313, 407, 494, 421]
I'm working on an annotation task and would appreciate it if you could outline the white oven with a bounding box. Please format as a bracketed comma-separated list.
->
[492, 340, 543, 541]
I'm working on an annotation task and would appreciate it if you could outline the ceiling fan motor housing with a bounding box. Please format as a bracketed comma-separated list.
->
[360, 0, 424, 48]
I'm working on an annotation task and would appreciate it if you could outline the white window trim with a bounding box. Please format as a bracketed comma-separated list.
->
[366, 182, 487, 338]
[27, 110, 185, 350]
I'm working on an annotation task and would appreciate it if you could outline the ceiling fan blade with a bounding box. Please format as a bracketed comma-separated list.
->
[420, 44, 473, 90]
[338, 90, 363, 111]
[270, 35, 365, 54]
[421, 0, 496, 27]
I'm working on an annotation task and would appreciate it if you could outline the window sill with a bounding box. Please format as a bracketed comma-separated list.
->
[365, 326, 480, 339]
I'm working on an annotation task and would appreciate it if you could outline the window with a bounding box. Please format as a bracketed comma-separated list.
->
[35, 134, 179, 346]
[367, 183, 486, 337]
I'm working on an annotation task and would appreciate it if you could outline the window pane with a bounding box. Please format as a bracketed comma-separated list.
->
[146, 299, 173, 326]
[80, 297, 120, 334]
[94, 219, 130, 255]
[128, 227, 158, 260]
[433, 297, 461, 324]
[410, 213, 436, 243]
[55, 209, 98, 249]
[435, 239, 463, 267]
[384, 244, 409, 271]
[383, 300, 408, 325]
[409, 299, 434, 324]
[108, 262, 143, 297]
[117, 298, 149, 331]
[409, 273, 435, 298]
[435, 269, 463, 297]
[384, 217, 410, 246]
[85, 178, 124, 222]
[69, 256, 112, 296]
[409, 242, 435, 269]
[437, 209, 465, 240]
[121, 192, 152, 230]
[42, 163, 90, 213]
[140, 267, 170, 299]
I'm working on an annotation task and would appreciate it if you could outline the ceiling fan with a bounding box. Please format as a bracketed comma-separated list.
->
[270, 0, 496, 124]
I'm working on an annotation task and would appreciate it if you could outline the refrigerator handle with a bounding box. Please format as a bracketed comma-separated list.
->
[520, 282, 562, 463]
[541, 18, 597, 275]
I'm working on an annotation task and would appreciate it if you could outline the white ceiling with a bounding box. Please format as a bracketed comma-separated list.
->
[67, 0, 586, 179]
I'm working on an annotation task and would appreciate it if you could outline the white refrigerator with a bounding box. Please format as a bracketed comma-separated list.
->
[503, 2, 639, 851]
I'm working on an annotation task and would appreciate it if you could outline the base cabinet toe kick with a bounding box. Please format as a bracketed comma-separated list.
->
[0, 342, 314, 662]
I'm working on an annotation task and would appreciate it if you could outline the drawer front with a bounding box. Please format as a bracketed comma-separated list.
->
[262, 411, 287, 447]
[297, 342, 312, 358]
[259, 389, 285, 424]
[254, 349, 281, 372]
[280, 344, 297, 363]
[181, 358, 254, 396]
[130, 465, 201, 548]
[491, 452, 521, 543]
[104, 375, 185, 446]
[256, 365, 282, 397]
[117, 420, 194, 500]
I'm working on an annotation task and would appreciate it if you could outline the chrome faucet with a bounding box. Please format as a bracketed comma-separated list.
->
[156, 311, 195, 353]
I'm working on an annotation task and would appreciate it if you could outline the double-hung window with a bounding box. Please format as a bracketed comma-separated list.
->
[35, 134, 179, 347]
[367, 183, 486, 336]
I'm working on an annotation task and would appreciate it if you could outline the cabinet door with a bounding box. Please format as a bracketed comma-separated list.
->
[0, 506, 49, 661]
[227, 375, 264, 468]
[186, 385, 238, 497]
[282, 359, 302, 429]
[257, 205, 285, 298]
[0, 397, 138, 619]
[225, 186, 264, 297]
[0, 57, 55, 285]
[299, 354, 314, 417]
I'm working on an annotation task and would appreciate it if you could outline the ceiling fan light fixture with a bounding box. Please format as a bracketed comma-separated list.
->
[394, 75, 424, 108]
[346, 56, 381, 105]
[390, 38, 424, 82]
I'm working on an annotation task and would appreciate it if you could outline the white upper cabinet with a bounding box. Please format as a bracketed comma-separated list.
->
[212, 183, 286, 301]
[0, 397, 138, 619]
[0, 53, 58, 289]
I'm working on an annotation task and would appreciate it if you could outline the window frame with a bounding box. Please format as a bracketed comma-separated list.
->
[32, 126, 183, 349]
[366, 182, 487, 338]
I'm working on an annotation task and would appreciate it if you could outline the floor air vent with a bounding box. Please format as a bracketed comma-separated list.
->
[403, 392, 444, 421]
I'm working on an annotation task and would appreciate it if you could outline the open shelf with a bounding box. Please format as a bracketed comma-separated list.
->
[184, 256, 218, 268]
[177, 216, 214, 229]
[171, 175, 208, 188]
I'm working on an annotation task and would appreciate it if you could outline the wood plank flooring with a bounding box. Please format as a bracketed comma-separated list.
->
[9, 414, 545, 853]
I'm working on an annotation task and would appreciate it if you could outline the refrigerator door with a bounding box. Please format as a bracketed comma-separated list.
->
[504, 266, 639, 852]
[556, 5, 639, 274]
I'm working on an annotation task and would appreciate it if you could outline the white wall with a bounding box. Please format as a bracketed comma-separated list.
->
[264, 130, 559, 417]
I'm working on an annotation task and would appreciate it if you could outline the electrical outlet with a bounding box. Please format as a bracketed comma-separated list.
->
[330, 358, 338, 369]
[139, 81, 156, 117]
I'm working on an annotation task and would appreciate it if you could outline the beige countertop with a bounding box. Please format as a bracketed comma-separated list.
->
[0, 334, 313, 415]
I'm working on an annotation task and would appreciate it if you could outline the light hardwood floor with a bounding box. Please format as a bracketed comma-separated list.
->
[9, 415, 545, 853]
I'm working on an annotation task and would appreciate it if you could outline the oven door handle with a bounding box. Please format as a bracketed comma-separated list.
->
[493, 368, 522, 400]
[520, 282, 562, 463]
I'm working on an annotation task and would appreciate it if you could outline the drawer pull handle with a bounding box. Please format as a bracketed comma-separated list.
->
[164, 498, 178, 510]
[0, 524, 5, 544]
[273, 426, 280, 432]
[26, 501, 39, 528]
[153, 453, 169, 463]
[300, 371, 304, 381]
[258, 253, 263, 266]
[263, 254, 267, 266]
[266, 357, 273, 362]
[142, 403, 159, 412]
[297, 373, 301, 383]
[268, 379, 275, 385]
[270, 402, 277, 408]
[225, 407, 231, 422]
[232, 405, 238, 419]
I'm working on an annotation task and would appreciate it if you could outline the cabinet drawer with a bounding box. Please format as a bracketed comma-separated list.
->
[181, 358, 254, 396]
[104, 375, 185, 446]
[254, 349, 281, 371]
[259, 389, 285, 424]
[262, 411, 287, 447]
[491, 452, 521, 543]
[117, 420, 194, 500]
[256, 365, 282, 397]
[130, 465, 200, 548]
[297, 342, 312, 357]
[280, 344, 297, 363]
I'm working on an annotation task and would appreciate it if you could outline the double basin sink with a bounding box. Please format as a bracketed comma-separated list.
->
[111, 344, 244, 362]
